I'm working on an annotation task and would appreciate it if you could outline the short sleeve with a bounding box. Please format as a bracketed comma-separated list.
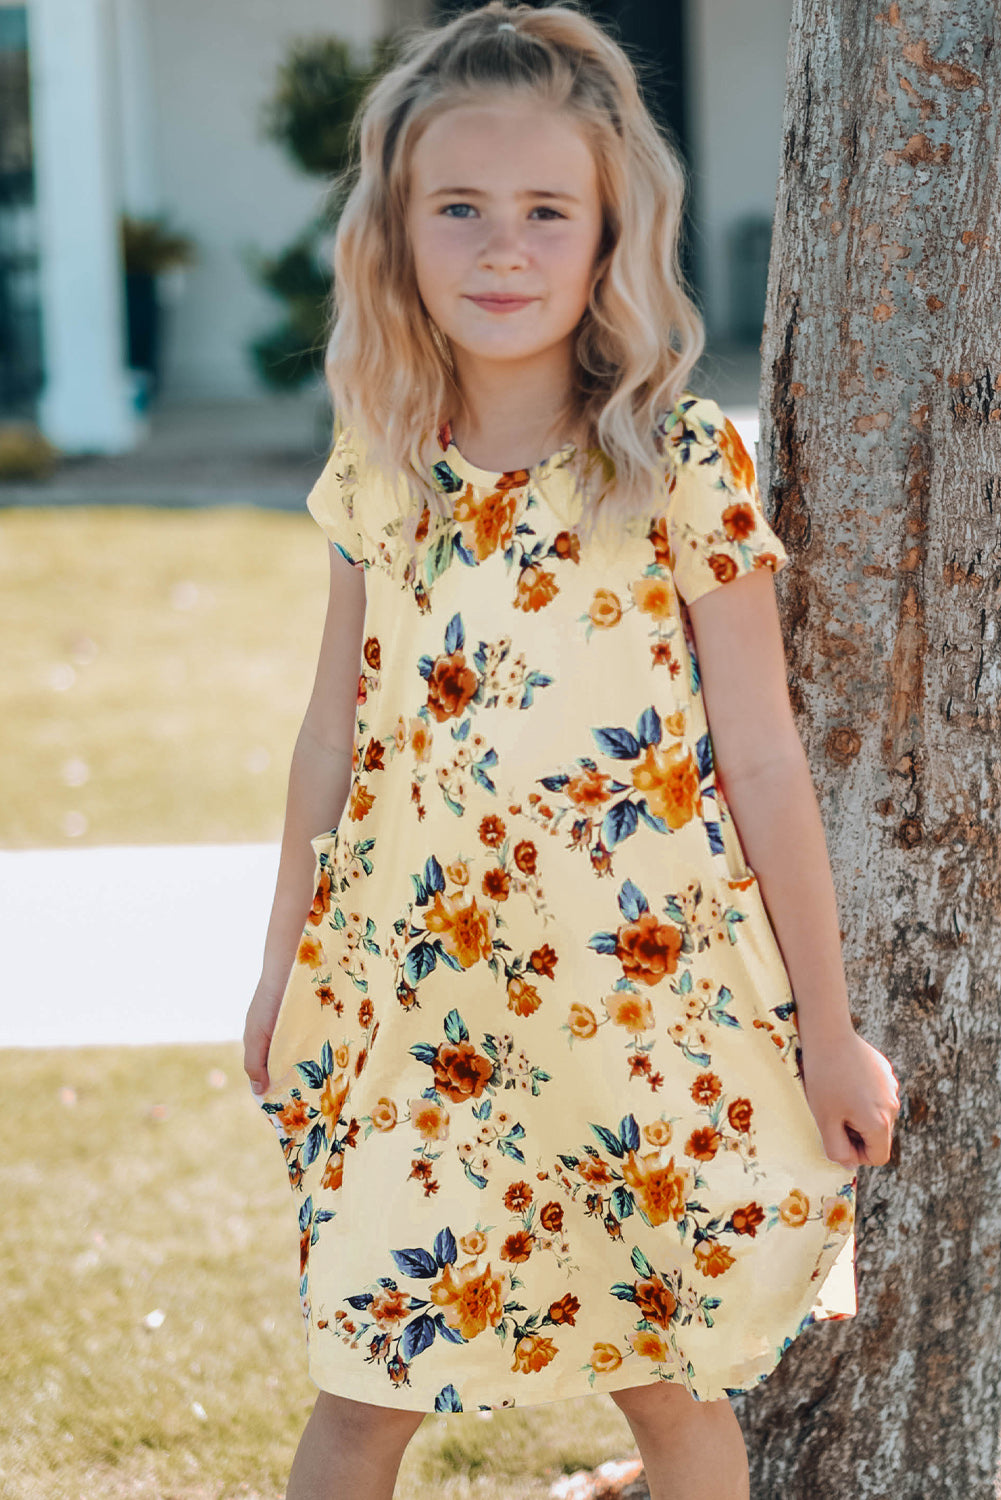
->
[659, 395, 790, 605]
[306, 428, 366, 568]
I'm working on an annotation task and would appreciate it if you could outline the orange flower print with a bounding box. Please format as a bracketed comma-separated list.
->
[707, 552, 739, 586]
[568, 1002, 598, 1038]
[728, 1097, 753, 1134]
[539, 1200, 564, 1233]
[349, 781, 375, 821]
[363, 738, 385, 772]
[822, 1195, 854, 1234]
[512, 839, 538, 875]
[424, 889, 495, 967]
[722, 499, 758, 545]
[731, 1202, 766, 1237]
[690, 1071, 722, 1106]
[553, 529, 580, 563]
[320, 1152, 344, 1192]
[605, 992, 654, 1033]
[779, 1188, 810, 1226]
[588, 588, 622, 628]
[633, 1272, 681, 1332]
[548, 1291, 579, 1324]
[621, 1149, 690, 1226]
[369, 1285, 410, 1326]
[479, 814, 506, 847]
[459, 1229, 487, 1256]
[453, 485, 520, 562]
[426, 650, 479, 722]
[482, 866, 511, 901]
[307, 869, 332, 925]
[363, 635, 381, 670]
[318, 1074, 349, 1128]
[630, 575, 675, 620]
[503, 1180, 533, 1212]
[590, 1342, 624, 1374]
[515, 565, 559, 611]
[512, 1333, 558, 1373]
[431, 1041, 494, 1103]
[578, 1154, 614, 1186]
[410, 717, 432, 761]
[278, 1098, 311, 1135]
[648, 512, 674, 568]
[446, 859, 469, 887]
[615, 911, 683, 986]
[693, 1240, 736, 1278]
[297, 935, 324, 969]
[410, 1097, 450, 1141]
[507, 974, 543, 1016]
[631, 1329, 669, 1360]
[566, 765, 612, 808]
[429, 1259, 507, 1339]
[630, 743, 700, 828]
[642, 1119, 672, 1147]
[718, 417, 757, 495]
[754, 552, 784, 574]
[371, 1097, 397, 1132]
[501, 1230, 534, 1263]
[685, 1126, 723, 1162]
[529, 943, 557, 978]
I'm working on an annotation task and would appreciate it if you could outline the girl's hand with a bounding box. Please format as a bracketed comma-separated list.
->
[243, 979, 286, 1098]
[799, 1028, 901, 1168]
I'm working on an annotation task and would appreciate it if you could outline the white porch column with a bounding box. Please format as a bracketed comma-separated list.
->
[27, 0, 142, 452]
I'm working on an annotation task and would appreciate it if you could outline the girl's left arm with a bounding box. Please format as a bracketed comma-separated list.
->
[686, 567, 901, 1168]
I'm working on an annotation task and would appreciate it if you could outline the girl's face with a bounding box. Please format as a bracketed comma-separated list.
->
[406, 93, 604, 390]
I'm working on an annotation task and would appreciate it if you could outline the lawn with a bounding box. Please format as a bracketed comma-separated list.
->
[0, 1043, 637, 1500]
[0, 506, 330, 849]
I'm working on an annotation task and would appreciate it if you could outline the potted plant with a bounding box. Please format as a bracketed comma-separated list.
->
[120, 214, 197, 405]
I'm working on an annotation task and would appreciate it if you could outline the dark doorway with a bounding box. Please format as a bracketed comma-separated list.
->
[0, 6, 43, 416]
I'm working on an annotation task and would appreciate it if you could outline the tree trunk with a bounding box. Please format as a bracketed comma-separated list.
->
[735, 2, 1001, 1495]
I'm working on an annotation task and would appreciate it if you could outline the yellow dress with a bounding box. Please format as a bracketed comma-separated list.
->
[258, 391, 857, 1413]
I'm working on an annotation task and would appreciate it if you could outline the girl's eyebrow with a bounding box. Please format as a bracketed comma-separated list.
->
[427, 187, 580, 203]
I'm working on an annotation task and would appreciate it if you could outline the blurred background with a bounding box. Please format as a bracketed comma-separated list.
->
[0, 6, 797, 1495]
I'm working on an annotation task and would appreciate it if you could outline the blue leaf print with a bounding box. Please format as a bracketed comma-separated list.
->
[435, 1382, 464, 1410]
[302, 1122, 325, 1168]
[390, 1245, 440, 1279]
[540, 773, 570, 791]
[704, 820, 725, 856]
[298, 1196, 313, 1234]
[345, 1291, 374, 1309]
[319, 1040, 333, 1078]
[437, 944, 465, 973]
[453, 717, 471, 741]
[588, 931, 618, 954]
[470, 763, 497, 793]
[402, 1312, 438, 1360]
[409, 873, 428, 906]
[631, 1245, 655, 1279]
[619, 1113, 640, 1151]
[496, 1136, 526, 1163]
[315, 1209, 335, 1225]
[589, 1121, 625, 1158]
[611, 1186, 635, 1220]
[602, 798, 638, 848]
[443, 1008, 470, 1044]
[773, 1001, 796, 1021]
[432, 459, 464, 493]
[592, 725, 641, 760]
[610, 1281, 637, 1300]
[405, 943, 437, 983]
[435, 1319, 468, 1347]
[454, 535, 478, 566]
[424, 855, 445, 894]
[434, 1226, 458, 1267]
[444, 612, 464, 654]
[695, 731, 714, 780]
[617, 879, 649, 921]
[635, 798, 669, 833]
[473, 643, 488, 672]
[296, 1059, 325, 1091]
[410, 1042, 439, 1065]
[417, 654, 434, 679]
[635, 705, 662, 747]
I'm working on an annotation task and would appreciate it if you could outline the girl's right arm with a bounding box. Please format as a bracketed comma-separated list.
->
[243, 541, 367, 1095]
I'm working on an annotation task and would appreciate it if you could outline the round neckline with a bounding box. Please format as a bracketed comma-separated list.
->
[436, 418, 578, 489]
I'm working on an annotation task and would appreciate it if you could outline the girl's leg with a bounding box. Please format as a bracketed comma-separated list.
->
[286, 1390, 426, 1500]
[610, 1381, 750, 1500]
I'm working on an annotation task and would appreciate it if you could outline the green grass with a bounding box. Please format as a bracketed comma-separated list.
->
[0, 1043, 637, 1500]
[0, 507, 330, 849]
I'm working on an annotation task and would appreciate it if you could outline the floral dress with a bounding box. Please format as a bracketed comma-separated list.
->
[257, 391, 857, 1413]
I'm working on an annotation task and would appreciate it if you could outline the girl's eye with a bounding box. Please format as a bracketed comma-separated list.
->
[440, 203, 565, 220]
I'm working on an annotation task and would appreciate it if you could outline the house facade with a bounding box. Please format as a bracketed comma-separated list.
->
[1, 0, 791, 454]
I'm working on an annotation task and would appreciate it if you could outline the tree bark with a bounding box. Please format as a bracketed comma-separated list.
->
[735, 2, 1001, 1495]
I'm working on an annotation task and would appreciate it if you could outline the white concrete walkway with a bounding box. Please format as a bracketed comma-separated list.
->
[0, 844, 280, 1047]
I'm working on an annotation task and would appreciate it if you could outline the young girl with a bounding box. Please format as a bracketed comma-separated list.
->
[243, 5, 901, 1497]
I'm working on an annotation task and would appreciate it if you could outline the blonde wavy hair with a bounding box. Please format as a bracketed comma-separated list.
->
[324, 0, 706, 548]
